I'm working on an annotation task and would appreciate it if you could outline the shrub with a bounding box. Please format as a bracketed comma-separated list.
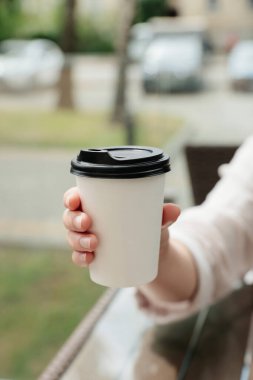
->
[0, 1, 116, 54]
[0, 0, 21, 41]
[135, 0, 168, 23]
[77, 17, 115, 53]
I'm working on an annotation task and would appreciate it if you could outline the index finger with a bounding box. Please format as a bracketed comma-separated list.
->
[63, 187, 81, 211]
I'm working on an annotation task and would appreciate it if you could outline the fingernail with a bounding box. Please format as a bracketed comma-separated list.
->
[162, 221, 174, 229]
[80, 237, 91, 249]
[74, 215, 83, 229]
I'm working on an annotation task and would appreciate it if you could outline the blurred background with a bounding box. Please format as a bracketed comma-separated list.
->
[0, 0, 253, 378]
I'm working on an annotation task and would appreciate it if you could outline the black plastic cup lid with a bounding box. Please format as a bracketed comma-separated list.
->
[71, 146, 170, 179]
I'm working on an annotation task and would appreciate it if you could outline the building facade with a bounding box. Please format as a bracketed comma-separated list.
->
[175, 0, 253, 47]
[21, 0, 253, 48]
[21, 0, 119, 16]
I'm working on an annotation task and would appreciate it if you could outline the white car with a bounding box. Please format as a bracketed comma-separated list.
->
[0, 39, 64, 90]
[228, 40, 253, 91]
[142, 35, 204, 93]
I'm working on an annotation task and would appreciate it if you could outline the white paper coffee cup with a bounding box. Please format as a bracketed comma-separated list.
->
[71, 146, 170, 288]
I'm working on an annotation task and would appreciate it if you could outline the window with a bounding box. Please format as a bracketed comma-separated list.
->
[208, 0, 218, 10]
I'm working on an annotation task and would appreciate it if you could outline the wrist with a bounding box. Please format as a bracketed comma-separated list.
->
[139, 239, 198, 304]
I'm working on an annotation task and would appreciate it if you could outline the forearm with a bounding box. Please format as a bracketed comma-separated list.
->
[139, 239, 198, 304]
[137, 138, 253, 322]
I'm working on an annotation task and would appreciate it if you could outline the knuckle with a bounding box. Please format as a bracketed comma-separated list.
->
[83, 213, 91, 230]
[63, 209, 69, 223]
[72, 251, 79, 265]
[67, 231, 76, 249]
[91, 234, 98, 248]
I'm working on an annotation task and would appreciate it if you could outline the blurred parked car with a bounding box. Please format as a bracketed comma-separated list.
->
[0, 39, 64, 91]
[141, 35, 204, 93]
[228, 40, 253, 91]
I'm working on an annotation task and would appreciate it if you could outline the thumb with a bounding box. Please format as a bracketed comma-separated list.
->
[162, 203, 180, 228]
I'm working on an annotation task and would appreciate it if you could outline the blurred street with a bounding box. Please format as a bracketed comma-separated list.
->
[2, 1, 253, 377]
[1, 54, 253, 143]
[2, 1, 253, 378]
[1, 55, 253, 248]
[0, 148, 74, 248]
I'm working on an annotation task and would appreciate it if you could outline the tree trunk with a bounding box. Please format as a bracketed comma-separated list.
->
[57, 56, 75, 109]
[111, 0, 137, 123]
[58, 0, 77, 109]
[61, 0, 77, 53]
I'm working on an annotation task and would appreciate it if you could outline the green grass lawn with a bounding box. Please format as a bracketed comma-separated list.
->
[0, 109, 183, 379]
[0, 110, 183, 149]
[0, 247, 105, 380]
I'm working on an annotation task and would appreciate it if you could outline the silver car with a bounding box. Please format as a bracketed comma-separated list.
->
[228, 40, 253, 91]
[142, 35, 203, 93]
[0, 39, 64, 91]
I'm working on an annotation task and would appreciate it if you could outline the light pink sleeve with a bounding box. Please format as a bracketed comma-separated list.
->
[137, 136, 253, 324]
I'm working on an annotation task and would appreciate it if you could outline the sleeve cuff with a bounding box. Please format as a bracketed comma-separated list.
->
[170, 229, 214, 310]
[136, 230, 214, 324]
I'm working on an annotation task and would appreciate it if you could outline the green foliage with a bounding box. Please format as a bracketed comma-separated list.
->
[0, 247, 104, 379]
[25, 31, 60, 45]
[0, 0, 21, 41]
[0, 0, 115, 53]
[17, 3, 66, 47]
[49, 1, 116, 53]
[77, 17, 115, 53]
[0, 110, 182, 150]
[23, 17, 115, 53]
[135, 0, 168, 23]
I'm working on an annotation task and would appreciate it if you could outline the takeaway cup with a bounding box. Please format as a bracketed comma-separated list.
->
[70, 146, 170, 288]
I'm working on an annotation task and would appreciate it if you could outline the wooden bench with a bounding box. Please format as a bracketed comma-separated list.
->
[185, 145, 238, 205]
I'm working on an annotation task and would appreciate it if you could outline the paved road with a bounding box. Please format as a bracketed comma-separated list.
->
[0, 141, 191, 248]
[0, 149, 75, 248]
[1, 55, 253, 247]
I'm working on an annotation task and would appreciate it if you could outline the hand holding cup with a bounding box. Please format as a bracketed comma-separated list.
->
[68, 146, 172, 287]
[63, 187, 180, 279]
